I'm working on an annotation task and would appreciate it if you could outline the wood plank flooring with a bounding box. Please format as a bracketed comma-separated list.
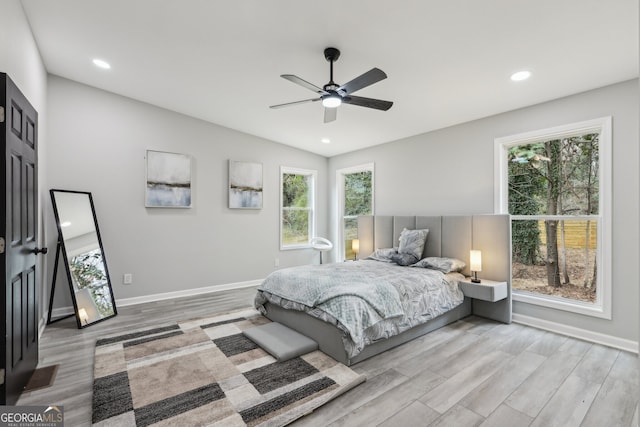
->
[18, 287, 639, 426]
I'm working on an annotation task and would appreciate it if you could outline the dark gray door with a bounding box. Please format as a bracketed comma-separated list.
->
[1, 73, 39, 405]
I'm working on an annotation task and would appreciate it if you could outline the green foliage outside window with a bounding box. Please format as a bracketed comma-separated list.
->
[509, 145, 544, 264]
[69, 250, 115, 317]
[344, 170, 372, 259]
[508, 133, 599, 288]
[508, 136, 599, 217]
[282, 174, 309, 207]
[282, 209, 310, 244]
[282, 172, 313, 245]
[344, 171, 372, 217]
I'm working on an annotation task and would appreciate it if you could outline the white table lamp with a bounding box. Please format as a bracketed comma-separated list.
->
[78, 308, 89, 325]
[470, 250, 482, 283]
[352, 239, 360, 260]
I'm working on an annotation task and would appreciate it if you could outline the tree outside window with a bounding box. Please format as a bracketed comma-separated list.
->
[509, 135, 599, 300]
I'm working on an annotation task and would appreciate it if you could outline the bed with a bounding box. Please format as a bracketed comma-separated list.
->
[255, 215, 512, 366]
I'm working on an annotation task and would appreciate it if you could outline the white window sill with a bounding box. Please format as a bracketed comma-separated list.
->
[513, 290, 611, 320]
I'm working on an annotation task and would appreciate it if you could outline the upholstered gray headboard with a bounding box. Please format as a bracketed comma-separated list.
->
[357, 214, 512, 323]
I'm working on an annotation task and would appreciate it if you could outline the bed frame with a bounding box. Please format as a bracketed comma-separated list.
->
[263, 214, 512, 366]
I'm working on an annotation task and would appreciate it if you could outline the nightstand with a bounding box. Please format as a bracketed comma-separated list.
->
[459, 278, 508, 302]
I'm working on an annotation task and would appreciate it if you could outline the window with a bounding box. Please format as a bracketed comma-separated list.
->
[280, 167, 316, 249]
[337, 164, 374, 261]
[495, 117, 611, 319]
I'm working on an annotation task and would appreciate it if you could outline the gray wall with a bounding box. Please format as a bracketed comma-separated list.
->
[0, 0, 49, 324]
[329, 80, 639, 344]
[46, 76, 328, 307]
[0, 0, 47, 121]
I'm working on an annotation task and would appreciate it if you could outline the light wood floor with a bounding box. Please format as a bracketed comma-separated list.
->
[19, 287, 639, 427]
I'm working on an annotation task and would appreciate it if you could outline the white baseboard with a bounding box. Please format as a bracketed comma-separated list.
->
[116, 279, 262, 307]
[513, 313, 639, 354]
[43, 279, 263, 322]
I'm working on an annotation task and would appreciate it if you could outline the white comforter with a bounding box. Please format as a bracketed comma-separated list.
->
[255, 260, 465, 358]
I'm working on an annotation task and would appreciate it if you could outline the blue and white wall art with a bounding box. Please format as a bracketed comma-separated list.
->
[229, 160, 263, 209]
[145, 150, 192, 208]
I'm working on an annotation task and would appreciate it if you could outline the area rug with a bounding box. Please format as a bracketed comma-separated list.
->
[91, 307, 365, 426]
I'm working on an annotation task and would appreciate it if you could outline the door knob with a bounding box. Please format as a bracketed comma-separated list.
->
[33, 247, 48, 255]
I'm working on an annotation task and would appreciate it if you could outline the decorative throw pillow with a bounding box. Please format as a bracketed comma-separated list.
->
[390, 252, 419, 266]
[412, 257, 466, 273]
[398, 228, 429, 260]
[365, 247, 398, 263]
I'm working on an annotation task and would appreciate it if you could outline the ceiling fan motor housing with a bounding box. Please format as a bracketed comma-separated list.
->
[324, 47, 340, 62]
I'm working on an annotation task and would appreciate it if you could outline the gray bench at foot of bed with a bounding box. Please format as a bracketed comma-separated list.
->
[263, 299, 472, 366]
[243, 322, 318, 362]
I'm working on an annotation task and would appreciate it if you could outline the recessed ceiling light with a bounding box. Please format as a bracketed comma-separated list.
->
[61, 221, 72, 227]
[510, 70, 531, 81]
[92, 58, 111, 69]
[321, 138, 331, 144]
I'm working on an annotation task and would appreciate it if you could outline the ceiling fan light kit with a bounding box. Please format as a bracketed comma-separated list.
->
[270, 47, 393, 123]
[322, 95, 341, 108]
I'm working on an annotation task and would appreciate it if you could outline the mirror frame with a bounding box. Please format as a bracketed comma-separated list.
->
[50, 189, 117, 328]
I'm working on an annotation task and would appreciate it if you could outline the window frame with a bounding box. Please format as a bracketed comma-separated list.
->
[280, 166, 317, 250]
[494, 117, 612, 319]
[336, 163, 375, 262]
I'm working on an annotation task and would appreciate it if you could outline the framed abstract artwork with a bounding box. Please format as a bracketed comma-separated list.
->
[145, 150, 192, 208]
[229, 160, 263, 209]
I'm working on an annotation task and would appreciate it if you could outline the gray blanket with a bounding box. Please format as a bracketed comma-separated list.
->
[257, 262, 404, 321]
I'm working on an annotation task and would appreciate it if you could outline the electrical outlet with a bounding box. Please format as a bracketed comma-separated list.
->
[274, 258, 279, 267]
[123, 273, 133, 284]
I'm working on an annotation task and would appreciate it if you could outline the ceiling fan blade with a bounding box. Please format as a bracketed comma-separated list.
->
[337, 68, 387, 95]
[343, 95, 393, 111]
[270, 98, 321, 109]
[324, 107, 337, 123]
[281, 75, 328, 94]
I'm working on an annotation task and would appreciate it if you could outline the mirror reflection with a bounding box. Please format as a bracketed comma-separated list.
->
[51, 190, 117, 327]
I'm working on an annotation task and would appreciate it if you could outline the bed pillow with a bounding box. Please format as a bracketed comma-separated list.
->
[398, 228, 429, 260]
[365, 247, 398, 263]
[412, 256, 466, 273]
[389, 252, 419, 266]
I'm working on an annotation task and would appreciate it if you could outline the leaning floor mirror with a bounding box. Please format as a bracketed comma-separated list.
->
[50, 189, 117, 328]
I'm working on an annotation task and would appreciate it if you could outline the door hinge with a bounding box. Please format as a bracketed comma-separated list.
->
[0, 369, 4, 385]
[0, 107, 4, 123]
[0, 237, 4, 254]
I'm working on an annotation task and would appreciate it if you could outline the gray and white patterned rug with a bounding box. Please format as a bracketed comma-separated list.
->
[91, 308, 365, 426]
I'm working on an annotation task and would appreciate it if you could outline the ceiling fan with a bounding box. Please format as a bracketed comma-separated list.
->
[270, 47, 393, 123]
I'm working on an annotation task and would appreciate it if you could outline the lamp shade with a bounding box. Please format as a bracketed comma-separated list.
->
[78, 308, 89, 324]
[470, 250, 482, 272]
[352, 239, 360, 254]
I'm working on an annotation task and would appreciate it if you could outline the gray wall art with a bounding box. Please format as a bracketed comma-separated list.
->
[145, 150, 192, 208]
[229, 160, 263, 209]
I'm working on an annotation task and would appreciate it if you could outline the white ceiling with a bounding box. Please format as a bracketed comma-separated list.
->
[20, 0, 638, 157]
